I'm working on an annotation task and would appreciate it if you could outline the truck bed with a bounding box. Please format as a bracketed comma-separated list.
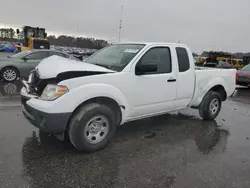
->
[190, 67, 236, 107]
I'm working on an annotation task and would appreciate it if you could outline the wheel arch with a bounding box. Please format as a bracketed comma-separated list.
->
[190, 76, 229, 108]
[208, 85, 227, 101]
[66, 96, 123, 132]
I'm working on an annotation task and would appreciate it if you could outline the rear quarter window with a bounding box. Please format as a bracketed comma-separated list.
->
[176, 47, 190, 72]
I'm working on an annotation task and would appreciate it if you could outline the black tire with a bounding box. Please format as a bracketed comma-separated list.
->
[1, 67, 19, 82]
[68, 103, 116, 152]
[199, 91, 222, 120]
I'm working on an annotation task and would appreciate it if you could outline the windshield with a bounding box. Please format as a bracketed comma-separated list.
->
[26, 28, 45, 38]
[85, 44, 145, 71]
[242, 64, 250, 71]
[10, 51, 31, 59]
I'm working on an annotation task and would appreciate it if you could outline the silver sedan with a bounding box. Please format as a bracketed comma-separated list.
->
[0, 49, 80, 82]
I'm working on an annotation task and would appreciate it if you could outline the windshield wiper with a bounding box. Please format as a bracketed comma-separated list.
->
[93, 63, 111, 69]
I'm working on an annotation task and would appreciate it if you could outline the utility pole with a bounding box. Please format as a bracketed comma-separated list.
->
[76, 23, 79, 47]
[118, 5, 123, 43]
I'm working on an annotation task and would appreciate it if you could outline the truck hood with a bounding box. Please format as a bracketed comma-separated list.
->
[36, 55, 115, 79]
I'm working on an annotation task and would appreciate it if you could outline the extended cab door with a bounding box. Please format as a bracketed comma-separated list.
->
[174, 47, 195, 108]
[130, 46, 177, 118]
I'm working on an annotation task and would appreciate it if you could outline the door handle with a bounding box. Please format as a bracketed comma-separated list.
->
[167, 78, 176, 82]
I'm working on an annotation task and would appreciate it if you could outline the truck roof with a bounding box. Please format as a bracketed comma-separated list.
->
[118, 42, 188, 48]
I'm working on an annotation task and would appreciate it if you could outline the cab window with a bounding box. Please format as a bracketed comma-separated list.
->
[138, 47, 172, 74]
[176, 47, 190, 72]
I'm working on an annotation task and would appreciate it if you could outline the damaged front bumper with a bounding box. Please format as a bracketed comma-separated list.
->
[21, 80, 71, 134]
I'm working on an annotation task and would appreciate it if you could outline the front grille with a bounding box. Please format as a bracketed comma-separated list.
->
[27, 70, 41, 95]
[27, 70, 44, 95]
[27, 69, 59, 96]
[28, 70, 57, 96]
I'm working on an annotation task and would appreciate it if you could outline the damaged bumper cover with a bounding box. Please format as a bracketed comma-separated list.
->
[21, 81, 71, 134]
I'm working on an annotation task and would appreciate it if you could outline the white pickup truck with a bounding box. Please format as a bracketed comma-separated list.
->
[21, 42, 236, 152]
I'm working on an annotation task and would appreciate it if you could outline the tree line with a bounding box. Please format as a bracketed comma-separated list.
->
[0, 27, 109, 49]
[1, 27, 249, 55]
[47, 35, 108, 49]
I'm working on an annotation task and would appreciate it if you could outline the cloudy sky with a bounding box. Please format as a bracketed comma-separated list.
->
[0, 0, 249, 53]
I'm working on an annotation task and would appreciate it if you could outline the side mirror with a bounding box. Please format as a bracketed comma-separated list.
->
[135, 64, 157, 75]
[44, 33, 47, 38]
[22, 57, 29, 61]
[16, 29, 20, 34]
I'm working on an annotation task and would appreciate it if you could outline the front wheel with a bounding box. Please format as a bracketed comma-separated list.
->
[68, 103, 116, 152]
[199, 91, 222, 120]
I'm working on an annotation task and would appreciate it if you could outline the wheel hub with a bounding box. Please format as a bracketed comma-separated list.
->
[210, 98, 219, 115]
[84, 115, 110, 144]
[3, 69, 16, 81]
[89, 122, 102, 133]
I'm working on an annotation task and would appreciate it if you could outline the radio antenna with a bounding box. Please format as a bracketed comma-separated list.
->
[118, 5, 123, 43]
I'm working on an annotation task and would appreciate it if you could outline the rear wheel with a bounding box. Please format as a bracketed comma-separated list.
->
[1, 67, 18, 82]
[199, 91, 222, 120]
[68, 103, 116, 152]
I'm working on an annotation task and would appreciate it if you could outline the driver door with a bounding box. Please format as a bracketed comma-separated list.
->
[129, 46, 177, 118]
[20, 51, 50, 77]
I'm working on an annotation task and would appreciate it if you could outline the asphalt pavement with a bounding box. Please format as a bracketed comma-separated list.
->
[0, 81, 250, 188]
[1, 51, 250, 187]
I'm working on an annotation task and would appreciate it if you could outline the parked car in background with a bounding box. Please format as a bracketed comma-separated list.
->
[237, 64, 250, 87]
[0, 49, 81, 82]
[203, 61, 232, 69]
[0, 43, 17, 52]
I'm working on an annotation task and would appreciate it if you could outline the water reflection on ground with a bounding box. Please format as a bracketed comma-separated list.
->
[0, 84, 250, 187]
[20, 114, 229, 188]
[0, 81, 21, 97]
